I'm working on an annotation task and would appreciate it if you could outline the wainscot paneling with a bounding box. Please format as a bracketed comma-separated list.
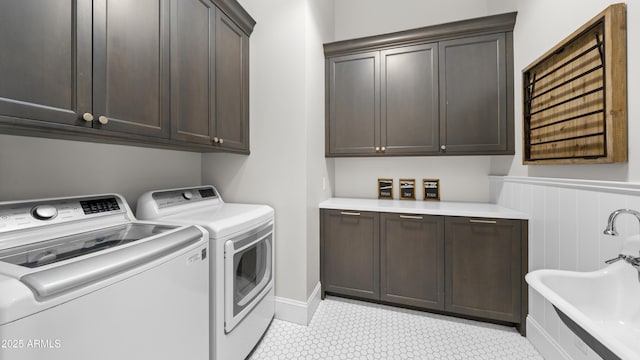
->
[490, 175, 640, 360]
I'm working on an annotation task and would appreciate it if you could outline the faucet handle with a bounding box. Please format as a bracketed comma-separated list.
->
[605, 254, 626, 264]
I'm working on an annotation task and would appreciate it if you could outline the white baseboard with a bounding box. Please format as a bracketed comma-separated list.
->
[527, 316, 572, 360]
[275, 282, 322, 326]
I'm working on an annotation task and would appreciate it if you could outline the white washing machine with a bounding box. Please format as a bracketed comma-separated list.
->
[137, 185, 275, 360]
[0, 193, 210, 360]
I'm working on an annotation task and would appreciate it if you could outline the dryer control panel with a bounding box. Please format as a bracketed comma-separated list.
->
[151, 186, 219, 208]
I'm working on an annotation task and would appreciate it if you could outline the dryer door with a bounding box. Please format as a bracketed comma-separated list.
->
[224, 222, 273, 332]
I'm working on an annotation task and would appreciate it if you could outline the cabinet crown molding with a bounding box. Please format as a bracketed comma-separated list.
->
[324, 11, 516, 57]
[212, 0, 256, 35]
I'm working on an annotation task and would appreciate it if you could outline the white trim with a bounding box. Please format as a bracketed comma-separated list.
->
[490, 175, 640, 196]
[274, 282, 322, 326]
[526, 316, 572, 360]
[307, 282, 322, 322]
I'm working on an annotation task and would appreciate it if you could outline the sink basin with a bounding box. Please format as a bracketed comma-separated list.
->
[526, 260, 640, 360]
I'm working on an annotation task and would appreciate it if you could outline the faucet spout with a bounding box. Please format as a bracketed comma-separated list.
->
[603, 209, 640, 236]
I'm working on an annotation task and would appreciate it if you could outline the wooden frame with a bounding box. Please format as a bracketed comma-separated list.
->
[399, 179, 416, 200]
[522, 3, 627, 165]
[423, 179, 440, 201]
[378, 178, 393, 199]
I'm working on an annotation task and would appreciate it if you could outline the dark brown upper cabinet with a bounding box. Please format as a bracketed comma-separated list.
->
[327, 52, 380, 155]
[381, 44, 439, 155]
[170, 0, 216, 144]
[324, 12, 516, 157]
[0, 0, 92, 127]
[171, 2, 252, 152]
[93, 0, 171, 138]
[0, 0, 255, 153]
[439, 33, 510, 154]
[214, 9, 250, 153]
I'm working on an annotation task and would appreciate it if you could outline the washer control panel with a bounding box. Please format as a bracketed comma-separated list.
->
[0, 196, 126, 233]
[152, 187, 218, 208]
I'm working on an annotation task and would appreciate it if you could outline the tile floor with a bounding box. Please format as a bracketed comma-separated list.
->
[249, 296, 543, 360]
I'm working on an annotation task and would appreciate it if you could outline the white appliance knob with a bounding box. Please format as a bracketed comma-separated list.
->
[82, 113, 94, 122]
[32, 205, 58, 220]
[182, 191, 193, 200]
[98, 116, 109, 125]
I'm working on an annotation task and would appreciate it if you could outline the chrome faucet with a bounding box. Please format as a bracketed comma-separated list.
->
[603, 208, 640, 236]
[603, 209, 640, 280]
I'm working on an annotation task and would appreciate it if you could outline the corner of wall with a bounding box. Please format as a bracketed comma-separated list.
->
[275, 282, 322, 325]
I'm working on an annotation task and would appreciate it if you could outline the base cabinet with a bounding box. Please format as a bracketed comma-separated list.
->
[321, 210, 380, 300]
[444, 217, 521, 322]
[320, 209, 526, 333]
[380, 213, 444, 310]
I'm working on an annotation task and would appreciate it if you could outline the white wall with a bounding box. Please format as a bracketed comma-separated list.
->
[0, 135, 201, 209]
[333, 0, 517, 202]
[491, 0, 639, 182]
[334, 0, 516, 41]
[306, 0, 335, 299]
[334, 156, 495, 202]
[202, 0, 334, 309]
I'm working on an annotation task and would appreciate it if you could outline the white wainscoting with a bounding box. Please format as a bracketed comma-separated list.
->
[490, 176, 640, 360]
[275, 282, 322, 326]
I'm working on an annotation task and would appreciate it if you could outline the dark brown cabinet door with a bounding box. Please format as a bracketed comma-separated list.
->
[321, 210, 380, 300]
[439, 33, 509, 154]
[214, 10, 249, 152]
[380, 213, 444, 310]
[381, 44, 439, 155]
[93, 0, 170, 138]
[444, 216, 521, 322]
[0, 0, 92, 126]
[327, 52, 380, 155]
[170, 0, 215, 144]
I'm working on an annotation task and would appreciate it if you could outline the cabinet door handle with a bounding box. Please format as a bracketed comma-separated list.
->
[399, 215, 423, 220]
[213, 137, 219, 143]
[219, 138, 224, 144]
[82, 113, 94, 122]
[98, 116, 109, 125]
[440, 145, 447, 151]
[469, 219, 497, 224]
[375, 147, 380, 151]
[381, 146, 386, 151]
[340, 211, 361, 216]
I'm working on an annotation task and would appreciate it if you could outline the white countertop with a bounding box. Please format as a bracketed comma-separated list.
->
[319, 198, 528, 220]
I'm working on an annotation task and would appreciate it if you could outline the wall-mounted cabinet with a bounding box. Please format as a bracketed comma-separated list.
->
[324, 12, 516, 157]
[0, 0, 254, 154]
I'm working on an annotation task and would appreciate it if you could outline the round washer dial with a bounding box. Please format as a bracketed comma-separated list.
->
[32, 205, 58, 220]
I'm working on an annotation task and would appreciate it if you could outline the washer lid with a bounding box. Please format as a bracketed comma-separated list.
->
[158, 203, 273, 239]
